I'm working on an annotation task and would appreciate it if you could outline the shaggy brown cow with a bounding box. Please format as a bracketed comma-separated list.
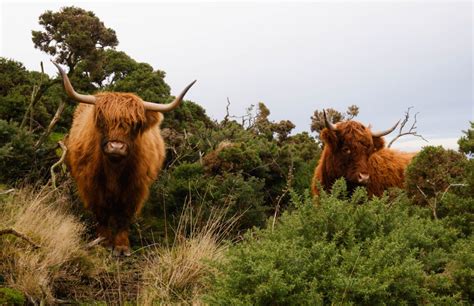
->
[53, 62, 195, 256]
[312, 110, 415, 197]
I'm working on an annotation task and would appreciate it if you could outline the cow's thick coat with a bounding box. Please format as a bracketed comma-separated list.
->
[312, 120, 415, 197]
[66, 94, 165, 255]
[54, 62, 195, 256]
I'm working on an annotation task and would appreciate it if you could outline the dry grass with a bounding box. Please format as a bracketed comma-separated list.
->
[139, 204, 238, 305]
[0, 185, 94, 304]
[0, 185, 238, 304]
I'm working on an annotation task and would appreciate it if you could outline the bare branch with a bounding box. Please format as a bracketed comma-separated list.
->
[21, 62, 45, 129]
[272, 162, 294, 232]
[35, 100, 66, 150]
[224, 97, 231, 122]
[0, 228, 41, 249]
[388, 107, 428, 148]
[50, 140, 68, 189]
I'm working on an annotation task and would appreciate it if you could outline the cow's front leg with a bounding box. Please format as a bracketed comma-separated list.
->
[95, 212, 113, 249]
[112, 216, 131, 257]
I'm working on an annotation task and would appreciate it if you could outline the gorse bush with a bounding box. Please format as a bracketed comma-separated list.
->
[139, 103, 320, 239]
[0, 119, 60, 184]
[206, 179, 472, 304]
[405, 146, 468, 206]
[405, 146, 473, 236]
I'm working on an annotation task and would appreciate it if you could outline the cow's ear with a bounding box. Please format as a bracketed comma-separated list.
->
[143, 111, 163, 131]
[372, 136, 385, 151]
[320, 128, 338, 148]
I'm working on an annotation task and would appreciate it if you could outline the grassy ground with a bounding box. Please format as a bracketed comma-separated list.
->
[0, 184, 232, 305]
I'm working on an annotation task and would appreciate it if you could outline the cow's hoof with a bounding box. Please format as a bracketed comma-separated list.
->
[112, 246, 131, 257]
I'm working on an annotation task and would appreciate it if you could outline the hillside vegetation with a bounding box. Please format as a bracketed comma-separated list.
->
[1, 6, 473, 305]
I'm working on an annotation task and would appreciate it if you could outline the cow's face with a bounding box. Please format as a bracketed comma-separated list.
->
[94, 93, 162, 161]
[321, 121, 385, 185]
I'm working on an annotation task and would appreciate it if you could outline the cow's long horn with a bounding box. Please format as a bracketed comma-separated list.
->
[143, 80, 197, 112]
[371, 120, 400, 137]
[51, 61, 96, 105]
[323, 109, 337, 131]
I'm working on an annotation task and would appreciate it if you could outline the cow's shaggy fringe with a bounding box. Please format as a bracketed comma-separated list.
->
[0, 185, 93, 304]
[139, 202, 238, 305]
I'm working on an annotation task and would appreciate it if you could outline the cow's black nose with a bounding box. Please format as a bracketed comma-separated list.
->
[358, 173, 370, 184]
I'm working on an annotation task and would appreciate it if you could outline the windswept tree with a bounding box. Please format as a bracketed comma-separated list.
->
[32, 6, 118, 75]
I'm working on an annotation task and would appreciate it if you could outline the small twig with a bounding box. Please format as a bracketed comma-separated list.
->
[416, 185, 437, 220]
[272, 163, 294, 232]
[50, 140, 68, 189]
[0, 188, 15, 195]
[341, 248, 362, 303]
[21, 62, 45, 130]
[0, 228, 41, 249]
[85, 237, 106, 250]
[35, 100, 66, 149]
[388, 107, 428, 148]
[440, 183, 467, 201]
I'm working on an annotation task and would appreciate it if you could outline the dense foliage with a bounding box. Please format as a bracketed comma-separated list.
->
[405, 146, 473, 236]
[139, 103, 320, 240]
[458, 121, 474, 155]
[1, 6, 473, 304]
[206, 180, 473, 304]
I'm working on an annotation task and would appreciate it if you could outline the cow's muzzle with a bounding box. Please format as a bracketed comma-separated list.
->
[357, 173, 370, 184]
[104, 141, 128, 158]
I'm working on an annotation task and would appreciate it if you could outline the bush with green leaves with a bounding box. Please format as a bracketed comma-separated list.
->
[405, 146, 468, 205]
[458, 121, 474, 155]
[140, 105, 320, 238]
[206, 180, 472, 304]
[0, 288, 25, 306]
[405, 146, 472, 236]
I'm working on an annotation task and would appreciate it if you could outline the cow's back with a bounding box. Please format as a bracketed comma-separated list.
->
[367, 149, 415, 196]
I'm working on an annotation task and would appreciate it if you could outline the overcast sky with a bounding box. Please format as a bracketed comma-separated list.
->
[1, 0, 472, 151]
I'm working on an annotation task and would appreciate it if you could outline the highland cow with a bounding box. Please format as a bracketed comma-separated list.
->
[312, 110, 415, 197]
[53, 62, 195, 256]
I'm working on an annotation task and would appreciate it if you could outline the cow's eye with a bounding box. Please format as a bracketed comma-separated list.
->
[343, 148, 351, 155]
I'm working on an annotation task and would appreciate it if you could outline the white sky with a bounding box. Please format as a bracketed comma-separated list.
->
[1, 0, 472, 151]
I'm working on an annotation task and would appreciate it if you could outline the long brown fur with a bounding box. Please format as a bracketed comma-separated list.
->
[311, 120, 415, 197]
[65, 92, 165, 254]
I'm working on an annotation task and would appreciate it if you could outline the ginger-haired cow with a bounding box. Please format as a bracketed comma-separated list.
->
[53, 62, 196, 256]
[312, 110, 415, 197]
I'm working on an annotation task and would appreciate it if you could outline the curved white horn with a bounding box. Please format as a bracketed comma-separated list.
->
[51, 60, 96, 105]
[323, 109, 337, 131]
[143, 80, 197, 112]
[371, 120, 400, 137]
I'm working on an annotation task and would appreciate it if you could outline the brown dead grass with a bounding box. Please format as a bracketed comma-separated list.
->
[0, 185, 96, 304]
[139, 204, 237, 305]
[0, 185, 237, 304]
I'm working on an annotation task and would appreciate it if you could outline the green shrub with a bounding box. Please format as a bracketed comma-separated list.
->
[0, 119, 58, 184]
[206, 180, 470, 304]
[0, 288, 25, 305]
[405, 146, 472, 236]
[458, 121, 474, 155]
[405, 146, 468, 206]
[0, 120, 36, 183]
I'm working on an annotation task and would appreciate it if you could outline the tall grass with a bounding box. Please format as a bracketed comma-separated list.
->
[0, 185, 90, 303]
[0, 185, 239, 304]
[139, 203, 238, 305]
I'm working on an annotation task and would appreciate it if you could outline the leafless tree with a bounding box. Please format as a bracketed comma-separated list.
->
[388, 107, 428, 148]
